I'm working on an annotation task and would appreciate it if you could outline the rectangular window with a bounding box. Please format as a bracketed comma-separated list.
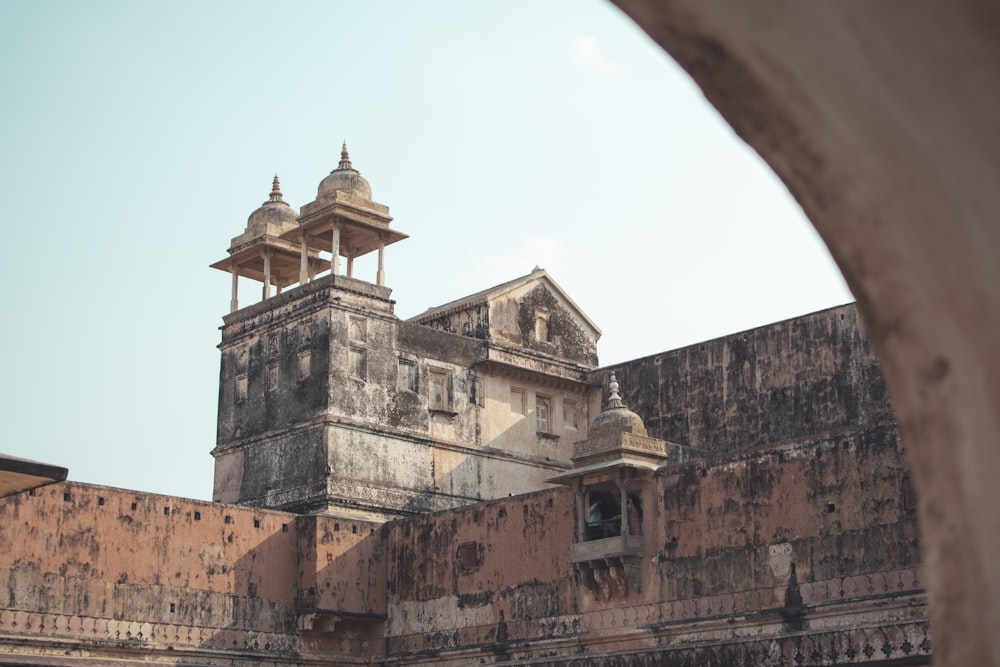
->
[267, 362, 278, 391]
[349, 317, 367, 342]
[429, 369, 450, 411]
[535, 311, 550, 342]
[235, 373, 248, 401]
[398, 359, 417, 392]
[350, 347, 367, 380]
[563, 397, 579, 430]
[510, 387, 526, 415]
[469, 375, 483, 406]
[536, 395, 552, 433]
[297, 350, 311, 380]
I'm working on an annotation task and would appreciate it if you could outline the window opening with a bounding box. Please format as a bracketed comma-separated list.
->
[398, 359, 417, 392]
[510, 387, 526, 415]
[297, 350, 311, 380]
[429, 369, 450, 411]
[536, 395, 553, 433]
[586, 490, 619, 540]
[349, 317, 367, 342]
[350, 347, 367, 380]
[535, 312, 550, 342]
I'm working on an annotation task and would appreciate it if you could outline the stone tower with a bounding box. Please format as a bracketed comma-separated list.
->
[210, 146, 412, 519]
[210, 147, 603, 521]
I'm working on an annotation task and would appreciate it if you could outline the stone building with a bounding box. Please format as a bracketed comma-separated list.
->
[0, 150, 927, 665]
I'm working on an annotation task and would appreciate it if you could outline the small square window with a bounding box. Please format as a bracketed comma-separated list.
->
[536, 395, 552, 433]
[253, 518, 261, 528]
[398, 359, 418, 392]
[350, 348, 367, 380]
[224, 515, 233, 525]
[97, 496, 105, 506]
[194, 511, 201, 521]
[130, 502, 138, 511]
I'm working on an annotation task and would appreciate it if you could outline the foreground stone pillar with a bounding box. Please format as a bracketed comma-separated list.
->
[610, 2, 1000, 664]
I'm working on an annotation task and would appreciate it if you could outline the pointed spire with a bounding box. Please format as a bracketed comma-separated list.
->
[338, 141, 354, 171]
[268, 174, 285, 203]
[607, 372, 625, 410]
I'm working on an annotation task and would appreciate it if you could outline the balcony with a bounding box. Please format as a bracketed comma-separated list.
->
[571, 534, 644, 563]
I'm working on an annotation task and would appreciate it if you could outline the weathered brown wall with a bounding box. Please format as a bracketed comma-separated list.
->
[379, 424, 923, 663]
[599, 304, 893, 455]
[0, 481, 388, 664]
[384, 488, 577, 656]
[655, 425, 920, 602]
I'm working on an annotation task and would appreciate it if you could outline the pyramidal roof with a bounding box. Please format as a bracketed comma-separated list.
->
[408, 267, 601, 336]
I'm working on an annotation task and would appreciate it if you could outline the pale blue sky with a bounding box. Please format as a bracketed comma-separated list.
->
[0, 1, 851, 500]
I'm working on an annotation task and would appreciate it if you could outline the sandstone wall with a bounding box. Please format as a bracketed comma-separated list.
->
[380, 424, 925, 664]
[0, 482, 385, 665]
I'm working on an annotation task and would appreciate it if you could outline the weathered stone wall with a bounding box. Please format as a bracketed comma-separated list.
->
[500, 283, 599, 366]
[598, 304, 894, 455]
[213, 279, 589, 519]
[414, 278, 600, 367]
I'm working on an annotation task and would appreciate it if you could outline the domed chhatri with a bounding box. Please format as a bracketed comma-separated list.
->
[246, 175, 299, 235]
[589, 373, 648, 438]
[317, 142, 372, 201]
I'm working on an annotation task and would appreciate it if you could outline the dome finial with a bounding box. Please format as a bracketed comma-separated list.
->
[268, 174, 284, 203]
[338, 141, 353, 170]
[607, 372, 625, 409]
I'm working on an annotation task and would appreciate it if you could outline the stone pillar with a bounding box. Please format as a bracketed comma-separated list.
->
[299, 236, 308, 284]
[331, 223, 341, 276]
[376, 238, 386, 286]
[262, 249, 271, 300]
[576, 480, 587, 542]
[346, 255, 354, 278]
[230, 264, 239, 314]
[618, 479, 629, 537]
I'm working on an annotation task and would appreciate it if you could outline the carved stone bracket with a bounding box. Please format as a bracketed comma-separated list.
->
[576, 555, 643, 601]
